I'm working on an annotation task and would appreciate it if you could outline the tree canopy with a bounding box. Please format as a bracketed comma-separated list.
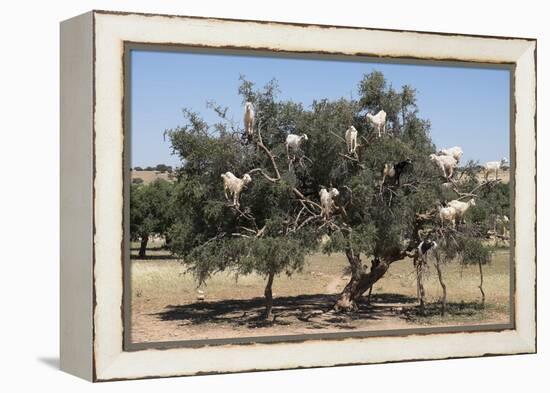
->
[130, 179, 174, 257]
[164, 71, 508, 317]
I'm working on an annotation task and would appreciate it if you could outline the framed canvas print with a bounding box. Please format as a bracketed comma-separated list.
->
[60, 10, 537, 382]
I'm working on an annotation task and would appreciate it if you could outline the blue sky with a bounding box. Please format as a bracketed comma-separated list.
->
[130, 50, 510, 168]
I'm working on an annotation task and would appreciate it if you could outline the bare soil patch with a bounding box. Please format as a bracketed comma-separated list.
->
[130, 247, 510, 344]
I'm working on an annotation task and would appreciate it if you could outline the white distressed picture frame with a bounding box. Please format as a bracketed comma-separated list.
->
[60, 10, 536, 382]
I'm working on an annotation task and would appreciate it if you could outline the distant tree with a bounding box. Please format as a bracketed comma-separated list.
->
[155, 164, 173, 173]
[134, 166, 144, 171]
[130, 179, 174, 257]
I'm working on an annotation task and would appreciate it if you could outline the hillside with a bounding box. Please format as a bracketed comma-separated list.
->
[131, 167, 510, 185]
[131, 170, 174, 184]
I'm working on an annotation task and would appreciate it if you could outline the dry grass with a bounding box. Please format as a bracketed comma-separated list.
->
[469, 167, 510, 184]
[131, 170, 173, 184]
[130, 243, 511, 343]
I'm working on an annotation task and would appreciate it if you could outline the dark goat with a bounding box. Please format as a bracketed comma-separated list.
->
[383, 158, 413, 186]
[418, 239, 437, 256]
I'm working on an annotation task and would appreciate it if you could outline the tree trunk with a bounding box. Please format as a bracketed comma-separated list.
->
[434, 253, 447, 316]
[478, 261, 486, 307]
[264, 271, 275, 320]
[139, 235, 149, 258]
[333, 248, 391, 312]
[365, 285, 374, 308]
[415, 256, 426, 315]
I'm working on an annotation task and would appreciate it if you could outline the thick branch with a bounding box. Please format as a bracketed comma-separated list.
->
[254, 121, 281, 181]
[247, 167, 279, 183]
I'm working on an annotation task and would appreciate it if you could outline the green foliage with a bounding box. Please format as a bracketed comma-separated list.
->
[436, 230, 494, 267]
[462, 237, 493, 266]
[433, 159, 509, 266]
[164, 70, 509, 292]
[155, 164, 173, 173]
[130, 179, 175, 241]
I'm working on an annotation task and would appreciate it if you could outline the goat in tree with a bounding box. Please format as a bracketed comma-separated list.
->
[418, 239, 437, 264]
[438, 146, 463, 163]
[221, 171, 252, 208]
[243, 102, 255, 141]
[439, 206, 458, 226]
[447, 198, 476, 224]
[285, 133, 308, 160]
[366, 110, 387, 137]
[415, 238, 437, 314]
[381, 158, 413, 187]
[344, 125, 358, 154]
[492, 214, 510, 242]
[430, 153, 458, 179]
[319, 187, 340, 220]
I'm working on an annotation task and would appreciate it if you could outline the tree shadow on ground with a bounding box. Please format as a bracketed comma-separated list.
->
[154, 292, 421, 330]
[368, 293, 418, 304]
[402, 301, 487, 321]
[130, 253, 179, 261]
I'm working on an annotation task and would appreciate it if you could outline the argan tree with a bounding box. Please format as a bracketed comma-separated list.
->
[167, 71, 504, 317]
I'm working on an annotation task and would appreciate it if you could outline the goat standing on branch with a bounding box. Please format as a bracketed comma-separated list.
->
[418, 239, 437, 263]
[344, 126, 358, 154]
[439, 206, 458, 226]
[381, 158, 413, 188]
[484, 157, 508, 181]
[491, 215, 510, 244]
[430, 153, 458, 180]
[243, 102, 255, 141]
[438, 146, 463, 163]
[285, 133, 308, 160]
[221, 171, 252, 208]
[366, 110, 387, 138]
[319, 187, 339, 220]
[447, 198, 476, 224]
[415, 238, 437, 314]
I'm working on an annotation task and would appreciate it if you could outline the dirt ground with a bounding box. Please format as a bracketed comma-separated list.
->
[129, 245, 511, 344]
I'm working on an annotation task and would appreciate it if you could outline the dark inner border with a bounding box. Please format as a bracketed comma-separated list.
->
[122, 43, 516, 352]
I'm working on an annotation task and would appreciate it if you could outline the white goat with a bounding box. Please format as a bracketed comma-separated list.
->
[447, 198, 476, 223]
[430, 153, 457, 179]
[493, 214, 510, 237]
[439, 206, 458, 226]
[243, 102, 255, 140]
[319, 187, 339, 219]
[438, 146, 463, 163]
[344, 126, 358, 154]
[484, 157, 508, 180]
[285, 133, 308, 160]
[221, 171, 252, 208]
[366, 110, 387, 138]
